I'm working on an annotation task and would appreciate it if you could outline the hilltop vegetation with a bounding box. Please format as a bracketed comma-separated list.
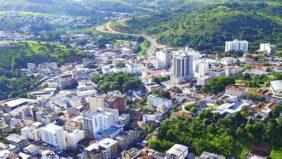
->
[149, 105, 282, 158]
[0, 41, 84, 100]
[0, 41, 83, 69]
[122, 1, 282, 52]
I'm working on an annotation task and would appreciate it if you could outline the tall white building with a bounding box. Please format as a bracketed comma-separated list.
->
[82, 108, 119, 139]
[259, 43, 276, 55]
[66, 130, 85, 149]
[225, 39, 248, 52]
[171, 51, 194, 82]
[155, 48, 172, 68]
[185, 47, 200, 73]
[198, 62, 209, 77]
[39, 124, 67, 150]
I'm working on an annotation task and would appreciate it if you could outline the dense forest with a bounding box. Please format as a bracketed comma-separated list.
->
[121, 1, 282, 52]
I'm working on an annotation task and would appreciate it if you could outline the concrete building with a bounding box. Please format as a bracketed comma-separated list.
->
[89, 94, 107, 110]
[27, 63, 36, 72]
[155, 48, 172, 68]
[115, 130, 139, 150]
[198, 62, 209, 77]
[147, 94, 173, 109]
[171, 51, 194, 82]
[197, 151, 225, 159]
[84, 138, 118, 159]
[225, 86, 247, 97]
[21, 122, 42, 141]
[6, 134, 28, 150]
[225, 39, 248, 53]
[82, 108, 119, 139]
[39, 124, 67, 150]
[270, 80, 282, 99]
[166, 144, 188, 159]
[259, 43, 276, 55]
[122, 148, 141, 159]
[66, 130, 85, 149]
[41, 150, 59, 159]
[106, 91, 127, 112]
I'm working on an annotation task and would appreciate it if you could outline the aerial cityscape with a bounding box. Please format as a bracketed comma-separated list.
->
[0, 0, 281, 159]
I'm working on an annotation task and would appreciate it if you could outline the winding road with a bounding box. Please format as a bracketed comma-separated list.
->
[96, 20, 165, 57]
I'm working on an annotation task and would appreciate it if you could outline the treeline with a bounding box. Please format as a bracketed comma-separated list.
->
[91, 72, 144, 93]
[201, 76, 235, 94]
[148, 104, 282, 157]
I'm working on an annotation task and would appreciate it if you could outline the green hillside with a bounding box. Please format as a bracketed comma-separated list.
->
[122, 1, 282, 52]
[0, 41, 84, 100]
[0, 41, 84, 69]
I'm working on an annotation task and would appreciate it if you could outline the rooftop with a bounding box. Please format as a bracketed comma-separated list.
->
[166, 144, 188, 157]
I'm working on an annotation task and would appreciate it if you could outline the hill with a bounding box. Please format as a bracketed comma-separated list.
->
[0, 41, 84, 69]
[0, 41, 84, 100]
[121, 1, 282, 52]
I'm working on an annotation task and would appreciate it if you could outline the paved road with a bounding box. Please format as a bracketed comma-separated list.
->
[96, 20, 165, 57]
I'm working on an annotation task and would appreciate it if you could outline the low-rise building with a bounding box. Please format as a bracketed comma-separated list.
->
[115, 130, 139, 150]
[166, 144, 188, 159]
[270, 80, 282, 99]
[225, 85, 247, 97]
[197, 151, 225, 159]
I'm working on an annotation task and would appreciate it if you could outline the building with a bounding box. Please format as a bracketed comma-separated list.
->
[59, 74, 77, 89]
[6, 134, 28, 150]
[66, 130, 85, 149]
[84, 138, 118, 159]
[115, 130, 139, 150]
[122, 148, 141, 159]
[82, 108, 119, 139]
[198, 62, 209, 77]
[21, 122, 42, 141]
[270, 80, 282, 99]
[166, 144, 188, 159]
[105, 91, 127, 112]
[259, 43, 276, 55]
[171, 51, 194, 82]
[185, 47, 201, 72]
[84, 143, 105, 159]
[27, 63, 36, 72]
[197, 151, 225, 159]
[155, 48, 172, 68]
[89, 94, 107, 110]
[225, 86, 247, 97]
[147, 94, 173, 109]
[39, 124, 67, 150]
[41, 150, 59, 159]
[64, 121, 82, 132]
[225, 39, 248, 52]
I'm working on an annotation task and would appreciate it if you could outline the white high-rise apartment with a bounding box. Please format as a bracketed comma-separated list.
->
[82, 108, 119, 139]
[171, 51, 194, 82]
[39, 124, 67, 150]
[185, 47, 200, 72]
[155, 48, 172, 68]
[259, 43, 276, 54]
[66, 130, 85, 149]
[198, 62, 209, 77]
[225, 39, 249, 52]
